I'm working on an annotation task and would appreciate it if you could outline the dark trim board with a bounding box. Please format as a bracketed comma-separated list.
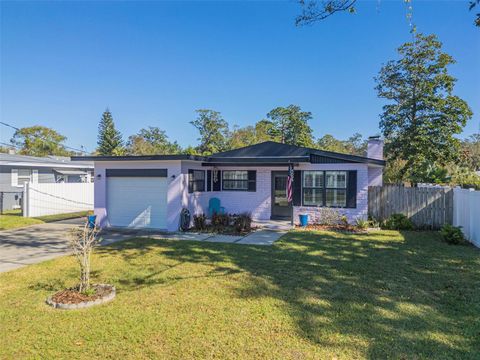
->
[105, 169, 168, 177]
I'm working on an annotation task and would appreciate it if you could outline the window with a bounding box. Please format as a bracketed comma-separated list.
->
[303, 171, 324, 206]
[188, 170, 205, 193]
[325, 171, 347, 207]
[302, 171, 348, 207]
[222, 171, 255, 191]
[17, 169, 32, 186]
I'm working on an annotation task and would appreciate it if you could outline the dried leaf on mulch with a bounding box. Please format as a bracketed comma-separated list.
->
[51, 285, 113, 304]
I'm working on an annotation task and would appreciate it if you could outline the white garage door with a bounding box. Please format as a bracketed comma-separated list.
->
[107, 177, 168, 229]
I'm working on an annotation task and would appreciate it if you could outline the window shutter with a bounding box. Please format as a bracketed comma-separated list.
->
[346, 170, 357, 208]
[188, 169, 194, 193]
[32, 170, 38, 184]
[11, 169, 18, 186]
[292, 170, 302, 206]
[206, 170, 212, 191]
[212, 170, 221, 191]
[247, 171, 256, 192]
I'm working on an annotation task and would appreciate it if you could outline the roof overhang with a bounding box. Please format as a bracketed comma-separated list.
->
[54, 169, 89, 175]
[0, 161, 93, 169]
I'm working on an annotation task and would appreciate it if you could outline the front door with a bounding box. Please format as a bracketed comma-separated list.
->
[271, 171, 292, 219]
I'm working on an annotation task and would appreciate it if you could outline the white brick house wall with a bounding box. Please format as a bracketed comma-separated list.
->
[183, 163, 369, 225]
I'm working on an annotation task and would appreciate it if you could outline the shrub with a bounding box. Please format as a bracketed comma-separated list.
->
[382, 213, 414, 230]
[368, 217, 381, 229]
[211, 213, 230, 230]
[233, 213, 252, 233]
[440, 224, 465, 245]
[193, 214, 207, 231]
[340, 215, 349, 227]
[355, 218, 369, 230]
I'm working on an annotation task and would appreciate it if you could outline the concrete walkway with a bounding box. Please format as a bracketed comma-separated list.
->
[0, 220, 287, 273]
[140, 229, 285, 246]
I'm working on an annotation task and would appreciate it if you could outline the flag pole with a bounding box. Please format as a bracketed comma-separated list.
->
[289, 162, 294, 228]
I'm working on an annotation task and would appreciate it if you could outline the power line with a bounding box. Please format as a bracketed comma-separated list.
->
[0, 121, 87, 154]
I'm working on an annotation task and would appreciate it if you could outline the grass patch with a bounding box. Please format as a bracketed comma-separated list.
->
[0, 230, 479, 358]
[0, 210, 91, 230]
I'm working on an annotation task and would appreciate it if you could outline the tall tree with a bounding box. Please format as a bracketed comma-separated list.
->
[296, 0, 479, 27]
[317, 134, 348, 153]
[228, 120, 280, 149]
[97, 109, 124, 156]
[460, 133, 480, 171]
[375, 33, 473, 182]
[266, 105, 314, 147]
[190, 109, 230, 155]
[10, 126, 71, 157]
[255, 119, 280, 143]
[316, 133, 367, 155]
[126, 127, 181, 155]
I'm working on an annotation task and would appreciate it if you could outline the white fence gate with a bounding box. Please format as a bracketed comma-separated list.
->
[23, 182, 94, 217]
[453, 188, 480, 248]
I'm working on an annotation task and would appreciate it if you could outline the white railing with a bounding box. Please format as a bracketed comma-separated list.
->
[23, 182, 94, 217]
[453, 188, 480, 248]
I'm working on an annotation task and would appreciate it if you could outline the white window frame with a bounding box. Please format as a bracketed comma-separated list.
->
[12, 169, 37, 187]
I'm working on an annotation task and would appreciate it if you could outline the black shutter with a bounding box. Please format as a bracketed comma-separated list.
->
[247, 171, 256, 192]
[207, 170, 212, 191]
[346, 170, 357, 208]
[212, 170, 221, 191]
[188, 169, 194, 193]
[292, 170, 302, 206]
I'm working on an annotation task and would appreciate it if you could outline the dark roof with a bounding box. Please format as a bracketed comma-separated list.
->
[71, 154, 206, 162]
[71, 141, 385, 166]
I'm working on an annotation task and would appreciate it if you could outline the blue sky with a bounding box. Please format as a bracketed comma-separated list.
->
[1, 0, 479, 153]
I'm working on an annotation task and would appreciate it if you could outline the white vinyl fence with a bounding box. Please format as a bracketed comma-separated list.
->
[23, 182, 94, 217]
[453, 188, 480, 248]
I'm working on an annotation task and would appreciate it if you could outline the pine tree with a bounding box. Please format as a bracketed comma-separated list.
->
[97, 109, 124, 155]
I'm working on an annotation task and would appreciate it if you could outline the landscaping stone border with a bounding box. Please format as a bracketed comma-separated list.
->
[46, 284, 116, 310]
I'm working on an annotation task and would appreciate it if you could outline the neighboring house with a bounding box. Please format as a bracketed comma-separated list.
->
[72, 137, 384, 232]
[0, 153, 94, 211]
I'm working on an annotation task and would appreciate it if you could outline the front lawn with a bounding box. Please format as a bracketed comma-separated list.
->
[0, 210, 91, 230]
[0, 230, 479, 359]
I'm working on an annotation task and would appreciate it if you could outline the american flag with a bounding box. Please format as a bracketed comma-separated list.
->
[286, 164, 294, 203]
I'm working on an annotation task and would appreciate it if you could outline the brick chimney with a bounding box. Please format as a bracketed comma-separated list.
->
[367, 136, 383, 160]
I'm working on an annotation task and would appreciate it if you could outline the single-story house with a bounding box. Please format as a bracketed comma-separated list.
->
[72, 138, 384, 231]
[0, 153, 94, 211]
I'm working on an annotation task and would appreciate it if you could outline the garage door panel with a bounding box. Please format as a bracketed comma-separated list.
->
[107, 177, 167, 229]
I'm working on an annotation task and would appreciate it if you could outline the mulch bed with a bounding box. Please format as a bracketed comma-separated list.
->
[296, 224, 368, 233]
[51, 284, 114, 305]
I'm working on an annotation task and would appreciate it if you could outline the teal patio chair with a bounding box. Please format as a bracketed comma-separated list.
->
[208, 197, 225, 217]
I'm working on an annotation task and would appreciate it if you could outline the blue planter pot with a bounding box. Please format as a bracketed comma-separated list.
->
[87, 215, 97, 229]
[299, 214, 309, 227]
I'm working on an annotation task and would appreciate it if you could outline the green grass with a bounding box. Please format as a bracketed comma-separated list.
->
[0, 230, 479, 359]
[0, 210, 91, 231]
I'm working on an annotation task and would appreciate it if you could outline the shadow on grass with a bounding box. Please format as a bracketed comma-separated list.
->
[96, 230, 480, 358]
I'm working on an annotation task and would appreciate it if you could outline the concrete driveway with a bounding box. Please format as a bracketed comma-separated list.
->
[0, 219, 85, 273]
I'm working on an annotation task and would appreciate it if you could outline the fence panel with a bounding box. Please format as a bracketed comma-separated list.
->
[24, 182, 94, 217]
[368, 185, 453, 229]
[453, 188, 480, 248]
